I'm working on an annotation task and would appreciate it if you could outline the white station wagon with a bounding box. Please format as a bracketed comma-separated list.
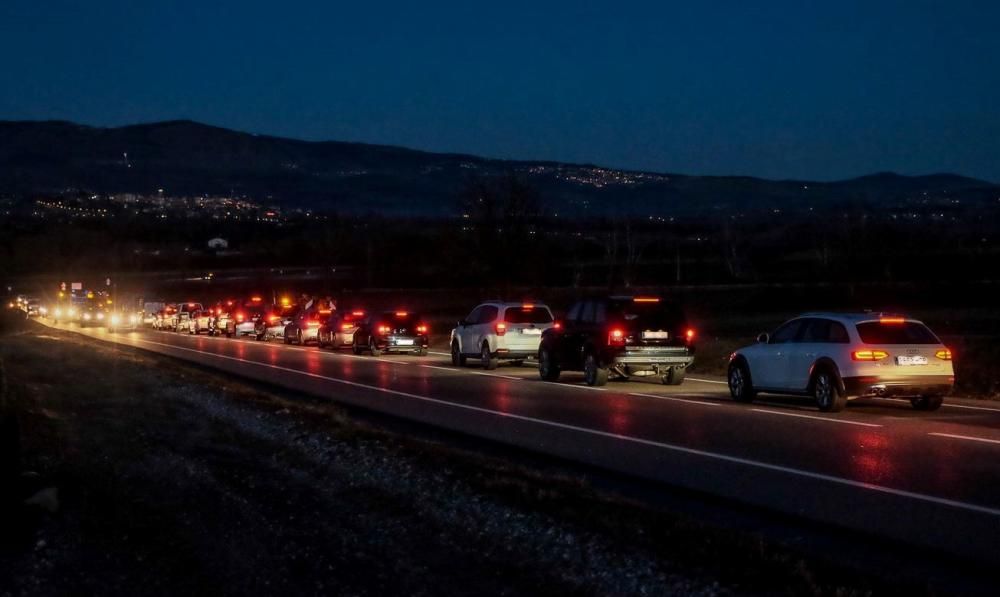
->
[728, 313, 954, 412]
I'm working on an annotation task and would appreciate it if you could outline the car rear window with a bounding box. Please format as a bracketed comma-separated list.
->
[856, 321, 939, 344]
[504, 307, 553, 324]
[609, 301, 686, 329]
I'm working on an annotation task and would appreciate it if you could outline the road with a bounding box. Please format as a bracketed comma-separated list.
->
[41, 320, 1000, 564]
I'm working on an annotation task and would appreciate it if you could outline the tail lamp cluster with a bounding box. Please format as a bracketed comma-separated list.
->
[851, 349, 953, 361]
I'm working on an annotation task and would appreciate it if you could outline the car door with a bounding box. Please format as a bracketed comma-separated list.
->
[788, 318, 829, 390]
[458, 306, 483, 354]
[752, 318, 805, 389]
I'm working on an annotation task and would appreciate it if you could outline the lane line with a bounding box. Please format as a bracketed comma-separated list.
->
[751, 408, 883, 428]
[117, 336, 1000, 518]
[882, 397, 1000, 414]
[629, 392, 720, 407]
[929, 432, 1000, 446]
[688, 377, 728, 385]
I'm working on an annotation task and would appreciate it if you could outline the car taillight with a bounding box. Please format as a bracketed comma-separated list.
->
[553, 321, 562, 330]
[879, 317, 905, 324]
[852, 350, 889, 361]
[307, 321, 320, 328]
[608, 328, 625, 346]
[341, 323, 355, 331]
[377, 324, 391, 334]
[416, 324, 428, 334]
[935, 349, 952, 360]
[236, 312, 244, 322]
[268, 316, 279, 323]
[495, 322, 507, 336]
[685, 328, 695, 341]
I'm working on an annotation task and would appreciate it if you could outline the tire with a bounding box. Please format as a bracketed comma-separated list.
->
[481, 343, 497, 370]
[369, 338, 383, 357]
[662, 365, 686, 386]
[451, 342, 467, 367]
[317, 332, 327, 349]
[352, 339, 363, 355]
[414, 348, 427, 357]
[538, 347, 561, 382]
[813, 368, 847, 412]
[911, 395, 944, 411]
[296, 330, 303, 345]
[728, 361, 756, 403]
[189, 324, 195, 335]
[583, 353, 608, 387]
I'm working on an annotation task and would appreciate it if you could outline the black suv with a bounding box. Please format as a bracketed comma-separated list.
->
[538, 296, 695, 386]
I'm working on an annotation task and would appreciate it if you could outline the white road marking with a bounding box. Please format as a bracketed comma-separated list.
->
[629, 392, 720, 407]
[750, 408, 883, 428]
[106, 336, 1000, 519]
[688, 377, 728, 385]
[420, 364, 521, 380]
[929, 432, 1000, 445]
[882, 397, 1000, 414]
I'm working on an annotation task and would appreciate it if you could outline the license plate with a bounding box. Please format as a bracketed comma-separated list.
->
[394, 338, 414, 346]
[642, 331, 669, 340]
[896, 355, 928, 366]
[521, 328, 541, 335]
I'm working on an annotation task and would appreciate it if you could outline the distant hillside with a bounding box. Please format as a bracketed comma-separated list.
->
[0, 120, 995, 217]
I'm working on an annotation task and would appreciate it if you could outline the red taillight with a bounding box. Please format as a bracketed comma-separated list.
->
[352, 310, 365, 316]
[395, 311, 409, 317]
[879, 317, 905, 324]
[608, 328, 625, 346]
[341, 323, 354, 331]
[306, 321, 320, 328]
[268, 315, 279, 323]
[553, 321, 562, 330]
[852, 350, 889, 361]
[377, 324, 391, 334]
[685, 328, 695, 341]
[935, 348, 952, 360]
[236, 312, 244, 322]
[495, 322, 507, 336]
[633, 297, 660, 303]
[416, 324, 428, 334]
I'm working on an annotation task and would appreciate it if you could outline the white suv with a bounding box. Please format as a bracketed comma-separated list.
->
[451, 302, 556, 369]
[728, 313, 954, 412]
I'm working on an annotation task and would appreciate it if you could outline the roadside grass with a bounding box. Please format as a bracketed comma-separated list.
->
[0, 314, 963, 595]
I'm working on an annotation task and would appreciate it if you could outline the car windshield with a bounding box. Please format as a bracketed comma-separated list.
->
[504, 307, 553, 324]
[856, 321, 940, 344]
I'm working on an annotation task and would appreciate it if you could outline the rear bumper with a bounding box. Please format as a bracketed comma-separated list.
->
[376, 335, 428, 351]
[843, 375, 954, 397]
[493, 348, 537, 360]
[611, 349, 695, 371]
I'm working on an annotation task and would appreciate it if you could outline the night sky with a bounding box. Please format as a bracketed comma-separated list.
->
[1, 0, 998, 181]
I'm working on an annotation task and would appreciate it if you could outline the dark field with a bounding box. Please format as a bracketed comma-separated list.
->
[0, 314, 962, 596]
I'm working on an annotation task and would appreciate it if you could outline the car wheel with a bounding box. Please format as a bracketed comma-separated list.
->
[189, 324, 195, 335]
[369, 338, 382, 357]
[813, 369, 846, 412]
[352, 338, 363, 355]
[451, 341, 467, 366]
[662, 365, 686, 386]
[728, 361, 756, 402]
[296, 330, 303, 345]
[481, 343, 498, 370]
[583, 353, 608, 386]
[414, 348, 427, 357]
[538, 347, 561, 382]
[911, 395, 944, 411]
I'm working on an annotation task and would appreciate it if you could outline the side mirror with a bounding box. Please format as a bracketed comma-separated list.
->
[757, 332, 769, 344]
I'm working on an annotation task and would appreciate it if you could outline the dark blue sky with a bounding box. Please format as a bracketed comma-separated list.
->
[2, 0, 998, 181]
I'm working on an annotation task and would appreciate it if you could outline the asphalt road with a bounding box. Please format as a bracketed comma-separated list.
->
[40, 320, 1000, 565]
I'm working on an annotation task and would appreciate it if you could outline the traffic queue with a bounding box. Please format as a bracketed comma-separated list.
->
[20, 290, 956, 412]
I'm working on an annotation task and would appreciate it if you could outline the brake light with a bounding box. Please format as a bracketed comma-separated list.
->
[251, 296, 262, 302]
[879, 317, 905, 324]
[852, 350, 889, 361]
[553, 321, 562, 330]
[236, 312, 245, 322]
[495, 322, 507, 336]
[341, 323, 355, 331]
[268, 315, 279, 323]
[608, 328, 625, 346]
[633, 297, 660, 303]
[319, 309, 332, 315]
[395, 311, 409, 317]
[522, 303, 534, 310]
[377, 324, 391, 334]
[352, 310, 365, 316]
[935, 348, 952, 360]
[416, 324, 428, 334]
[685, 328, 695, 341]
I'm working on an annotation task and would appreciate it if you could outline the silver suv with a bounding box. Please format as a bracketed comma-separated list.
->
[450, 302, 555, 369]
